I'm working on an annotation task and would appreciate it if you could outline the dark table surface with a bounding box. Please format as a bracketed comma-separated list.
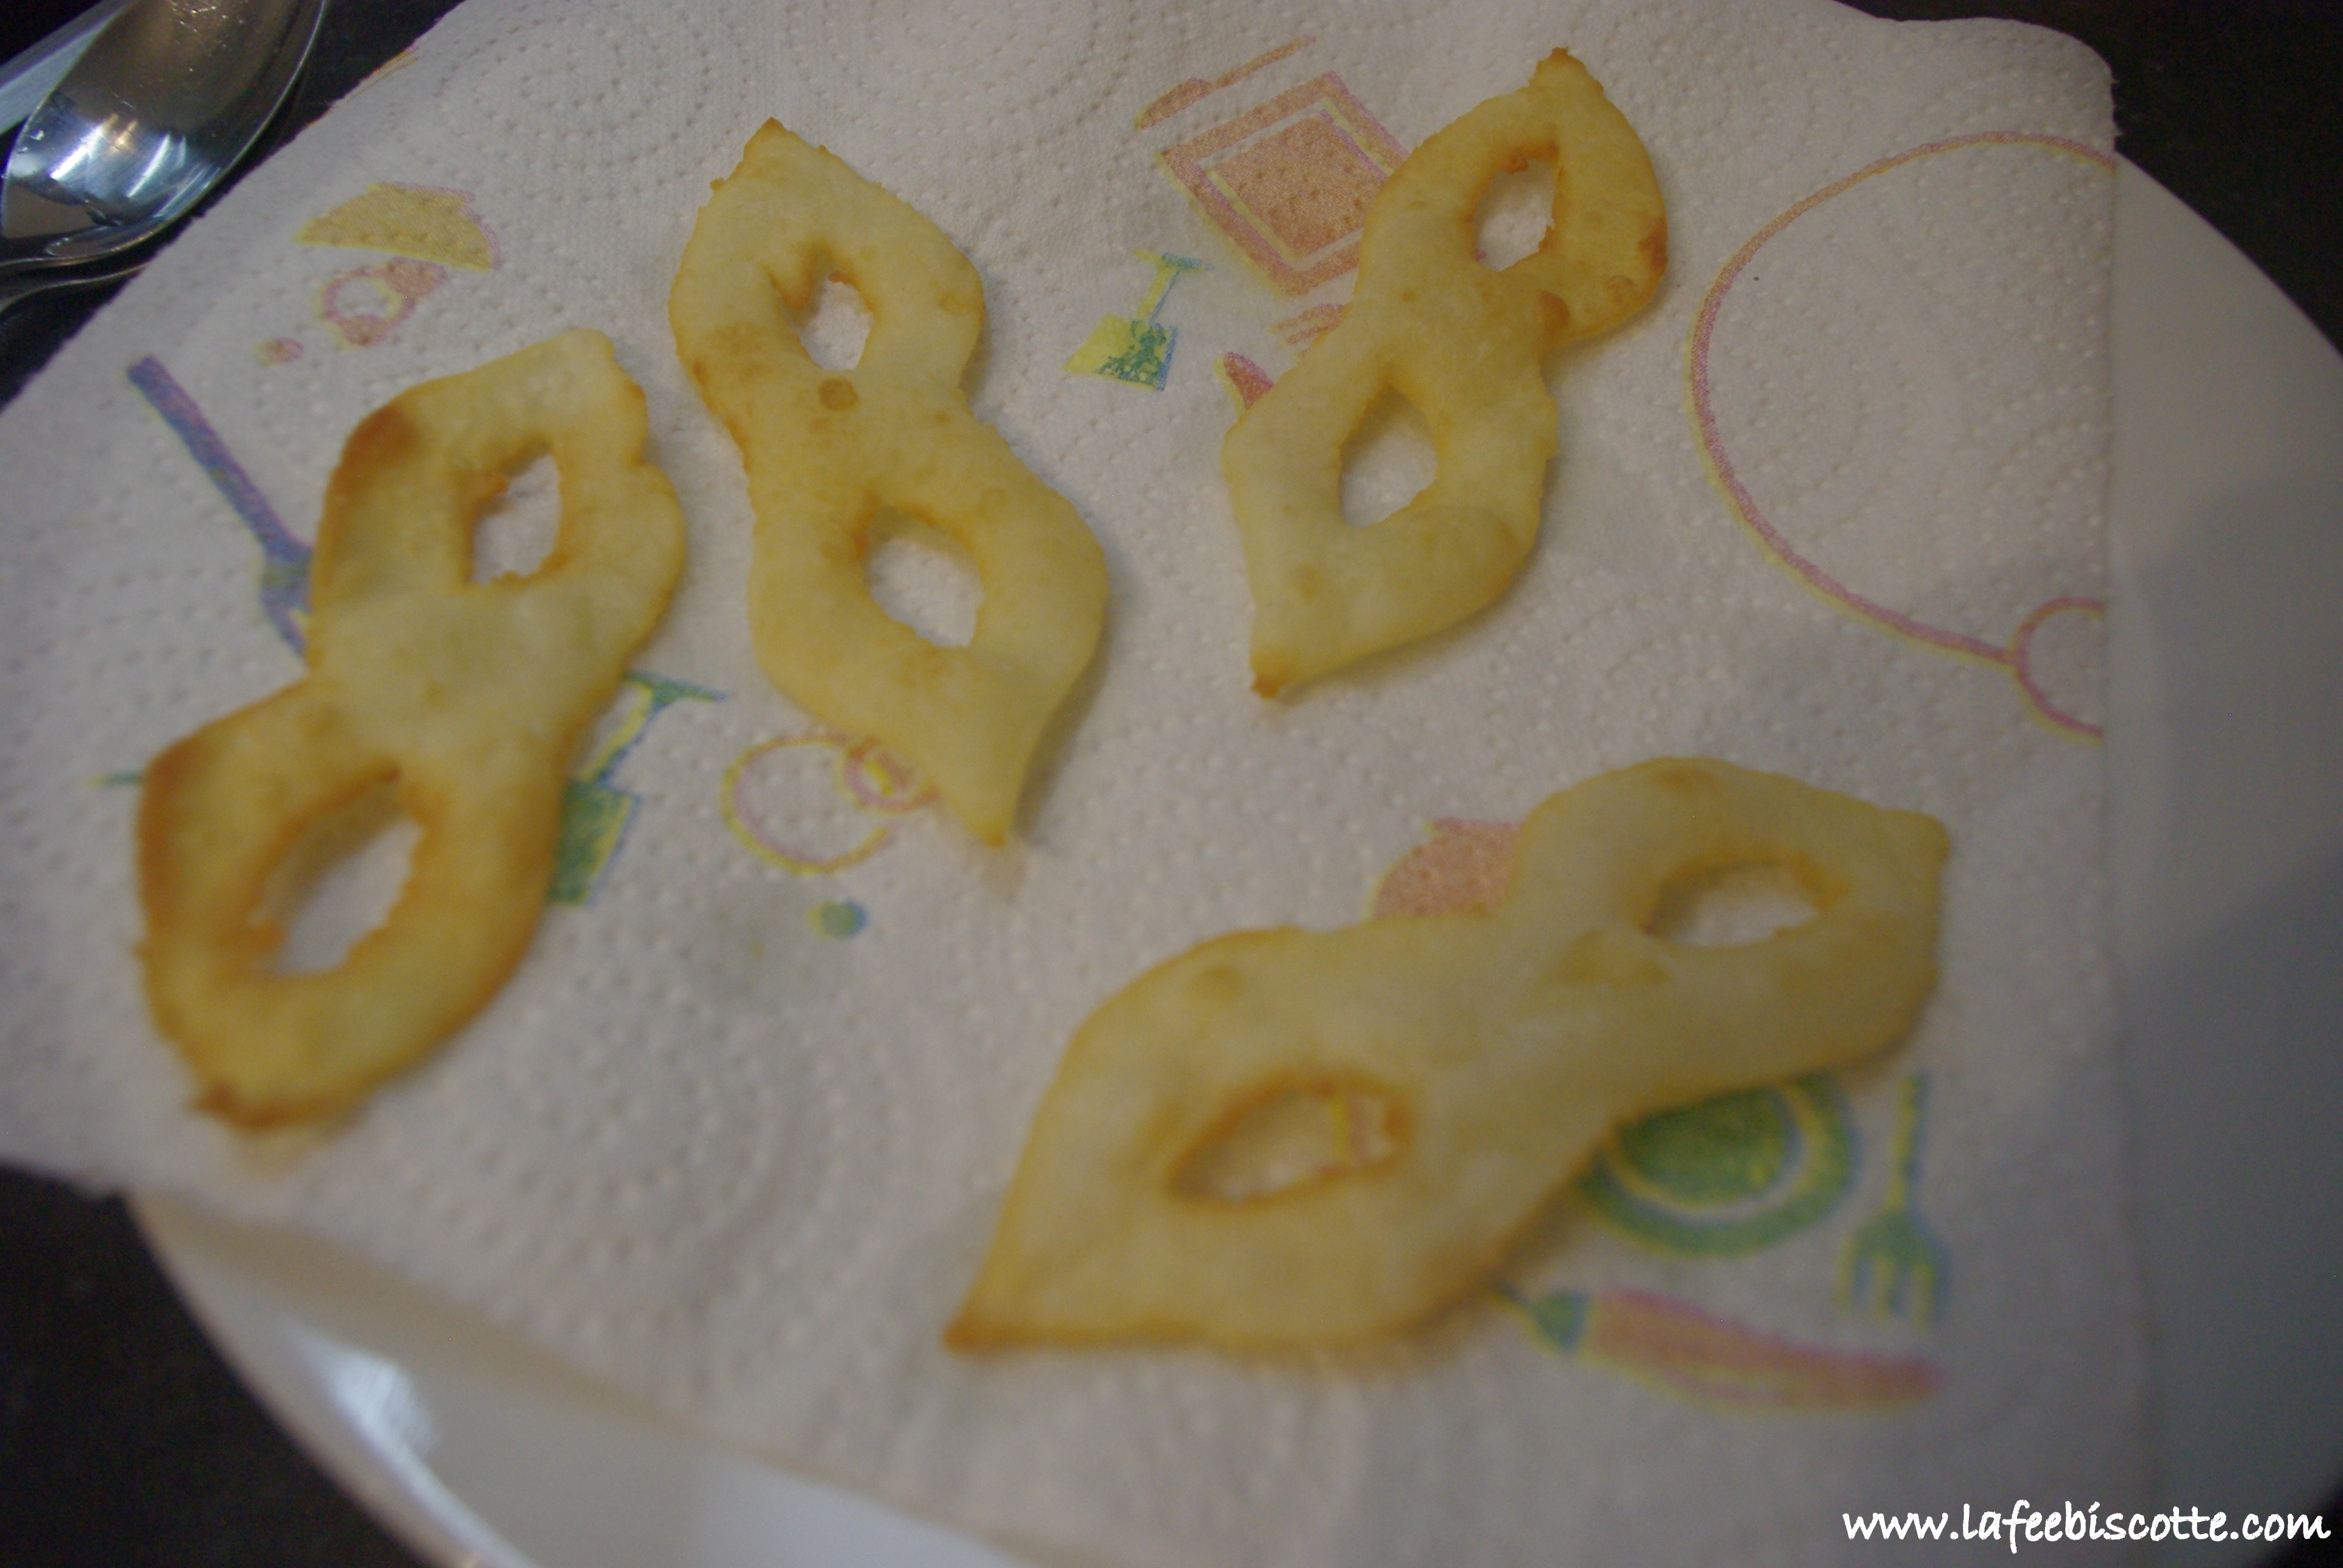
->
[3, 3, 2341, 1564]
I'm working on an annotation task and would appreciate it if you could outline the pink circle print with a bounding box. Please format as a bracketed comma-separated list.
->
[1687, 132, 2115, 740]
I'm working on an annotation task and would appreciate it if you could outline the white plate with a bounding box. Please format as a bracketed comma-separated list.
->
[133, 160, 2343, 1568]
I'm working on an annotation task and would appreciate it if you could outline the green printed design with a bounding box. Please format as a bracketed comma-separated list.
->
[1578, 1074, 1853, 1256]
[1065, 252, 1205, 390]
[1508, 1285, 1590, 1353]
[1840, 1072, 1949, 1325]
[1616, 1090, 1792, 1202]
[550, 779, 635, 905]
[813, 899, 867, 938]
[1096, 321, 1173, 387]
[546, 670, 719, 906]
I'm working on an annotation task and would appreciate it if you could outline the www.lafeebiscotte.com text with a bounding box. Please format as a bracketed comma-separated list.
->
[1844, 1500, 2328, 1549]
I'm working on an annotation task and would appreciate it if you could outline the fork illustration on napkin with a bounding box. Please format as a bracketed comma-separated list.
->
[1841, 1072, 1950, 1325]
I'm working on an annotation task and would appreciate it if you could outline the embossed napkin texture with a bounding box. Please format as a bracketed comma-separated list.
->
[0, 0, 2142, 1561]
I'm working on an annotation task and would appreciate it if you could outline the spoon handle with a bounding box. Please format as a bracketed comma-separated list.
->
[0, 255, 147, 325]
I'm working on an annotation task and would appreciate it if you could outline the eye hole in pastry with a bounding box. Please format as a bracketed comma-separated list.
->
[1473, 157, 1557, 270]
[1339, 388, 1437, 529]
[1172, 1077, 1410, 1203]
[796, 272, 874, 371]
[470, 451, 562, 583]
[864, 504, 982, 648]
[263, 777, 419, 976]
[1645, 860, 1821, 948]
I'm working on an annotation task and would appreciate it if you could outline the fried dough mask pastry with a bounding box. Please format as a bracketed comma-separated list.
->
[949, 759, 1947, 1351]
[139, 330, 687, 1126]
[1221, 50, 1666, 695]
[671, 123, 1109, 844]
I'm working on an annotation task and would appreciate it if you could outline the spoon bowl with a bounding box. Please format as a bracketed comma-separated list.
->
[1, 0, 326, 278]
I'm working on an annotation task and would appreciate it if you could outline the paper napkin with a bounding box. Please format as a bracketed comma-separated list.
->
[0, 1, 2144, 1561]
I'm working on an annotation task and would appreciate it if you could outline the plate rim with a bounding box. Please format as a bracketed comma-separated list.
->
[134, 154, 2343, 1568]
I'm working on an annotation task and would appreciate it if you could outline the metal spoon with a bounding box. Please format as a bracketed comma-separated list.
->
[0, 244, 149, 321]
[0, 0, 136, 133]
[1, 0, 326, 291]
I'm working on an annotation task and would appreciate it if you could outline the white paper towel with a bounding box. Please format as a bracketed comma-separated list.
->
[0, 1, 2146, 1561]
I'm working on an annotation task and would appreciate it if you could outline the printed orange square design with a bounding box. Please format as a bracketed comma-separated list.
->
[1158, 74, 1407, 296]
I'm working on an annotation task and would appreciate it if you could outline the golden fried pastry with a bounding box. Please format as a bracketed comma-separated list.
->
[1222, 51, 1665, 694]
[950, 759, 1945, 1350]
[139, 330, 686, 1126]
[672, 123, 1109, 844]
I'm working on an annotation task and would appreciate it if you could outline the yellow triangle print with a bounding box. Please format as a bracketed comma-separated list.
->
[297, 184, 496, 271]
